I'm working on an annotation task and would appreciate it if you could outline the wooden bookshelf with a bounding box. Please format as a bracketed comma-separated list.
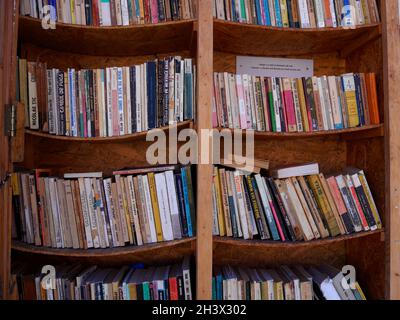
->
[0, 0, 399, 300]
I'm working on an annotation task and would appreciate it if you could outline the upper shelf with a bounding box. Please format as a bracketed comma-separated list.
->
[25, 120, 193, 143]
[213, 19, 382, 57]
[18, 16, 196, 57]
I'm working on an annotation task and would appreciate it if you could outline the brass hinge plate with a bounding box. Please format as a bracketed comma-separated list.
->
[4, 103, 16, 137]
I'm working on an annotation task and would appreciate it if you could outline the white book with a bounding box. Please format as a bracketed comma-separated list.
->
[114, 175, 130, 243]
[317, 77, 329, 130]
[271, 162, 319, 179]
[236, 74, 247, 129]
[329, 0, 337, 27]
[102, 178, 120, 247]
[154, 173, 174, 241]
[142, 175, 158, 243]
[321, 76, 334, 130]
[115, 0, 123, 25]
[27, 63, 39, 130]
[229, 74, 240, 129]
[298, 0, 311, 28]
[78, 178, 94, 247]
[233, 171, 249, 239]
[327, 76, 343, 129]
[75, 0, 83, 25]
[355, 0, 365, 25]
[223, 72, 233, 128]
[94, 178, 109, 248]
[101, 0, 112, 26]
[165, 170, 182, 239]
[212, 184, 220, 236]
[117, 67, 125, 135]
[44, 178, 56, 247]
[120, 0, 130, 25]
[125, 67, 132, 134]
[126, 175, 143, 245]
[64, 172, 103, 179]
[242, 74, 252, 129]
[314, 0, 325, 28]
[106, 68, 113, 137]
[97, 69, 105, 137]
[61, 0, 71, 23]
[48, 178, 63, 248]
[84, 178, 100, 248]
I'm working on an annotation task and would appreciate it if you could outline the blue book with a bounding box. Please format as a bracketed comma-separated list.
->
[49, 0, 57, 21]
[146, 61, 157, 129]
[255, 0, 262, 25]
[181, 168, 193, 237]
[231, 0, 238, 21]
[183, 59, 193, 120]
[175, 173, 189, 237]
[263, 0, 271, 26]
[227, 193, 239, 238]
[134, 0, 141, 21]
[274, 0, 282, 26]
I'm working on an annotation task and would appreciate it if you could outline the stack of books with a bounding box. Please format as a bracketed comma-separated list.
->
[13, 256, 193, 300]
[212, 163, 382, 241]
[213, 0, 380, 27]
[213, 264, 366, 300]
[12, 165, 196, 249]
[213, 72, 380, 132]
[20, 0, 196, 25]
[18, 57, 195, 137]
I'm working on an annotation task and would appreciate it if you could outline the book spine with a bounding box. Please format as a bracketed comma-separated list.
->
[28, 63, 39, 130]
[181, 167, 193, 237]
[345, 174, 369, 231]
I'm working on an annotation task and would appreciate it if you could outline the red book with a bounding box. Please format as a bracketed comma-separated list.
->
[345, 175, 369, 231]
[282, 78, 297, 132]
[92, 0, 100, 26]
[150, 0, 159, 23]
[143, 0, 151, 24]
[323, 0, 333, 27]
[168, 276, 179, 300]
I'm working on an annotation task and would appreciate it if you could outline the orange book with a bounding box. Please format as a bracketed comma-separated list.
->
[365, 73, 380, 125]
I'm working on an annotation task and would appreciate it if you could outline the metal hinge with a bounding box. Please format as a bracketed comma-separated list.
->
[4, 103, 16, 137]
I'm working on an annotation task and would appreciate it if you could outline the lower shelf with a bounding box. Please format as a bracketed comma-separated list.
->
[12, 237, 196, 265]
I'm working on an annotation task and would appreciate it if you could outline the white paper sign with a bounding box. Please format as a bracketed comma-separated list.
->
[236, 56, 314, 78]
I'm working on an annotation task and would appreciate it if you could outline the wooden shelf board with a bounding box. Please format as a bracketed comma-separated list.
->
[214, 19, 381, 56]
[213, 229, 384, 248]
[18, 16, 196, 56]
[216, 124, 384, 140]
[12, 237, 196, 257]
[25, 120, 193, 142]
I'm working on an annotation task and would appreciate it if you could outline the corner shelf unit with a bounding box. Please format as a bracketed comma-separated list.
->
[1, 0, 399, 300]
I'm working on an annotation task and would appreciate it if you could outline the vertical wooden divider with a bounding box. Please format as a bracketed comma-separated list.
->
[383, 0, 400, 300]
[196, 0, 213, 299]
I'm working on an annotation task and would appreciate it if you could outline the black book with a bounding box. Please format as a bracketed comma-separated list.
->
[157, 59, 164, 127]
[163, 59, 170, 126]
[158, 0, 166, 22]
[171, 0, 180, 20]
[275, 78, 286, 132]
[287, 0, 295, 28]
[129, 66, 137, 133]
[175, 172, 189, 237]
[351, 173, 377, 229]
[354, 73, 366, 126]
[88, 70, 95, 136]
[304, 77, 319, 131]
[267, 177, 296, 241]
[147, 61, 157, 129]
[85, 0, 93, 25]
[57, 70, 66, 136]
[251, 176, 271, 239]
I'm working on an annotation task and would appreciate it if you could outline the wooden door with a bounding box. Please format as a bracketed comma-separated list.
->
[0, 0, 19, 300]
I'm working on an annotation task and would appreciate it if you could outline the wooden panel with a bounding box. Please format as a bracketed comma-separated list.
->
[0, 0, 18, 300]
[20, 43, 194, 70]
[12, 238, 195, 267]
[196, 0, 213, 300]
[214, 19, 381, 57]
[11, 102, 25, 162]
[382, 0, 400, 300]
[19, 16, 195, 57]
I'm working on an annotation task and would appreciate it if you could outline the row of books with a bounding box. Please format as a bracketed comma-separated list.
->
[212, 163, 382, 241]
[213, 264, 366, 300]
[213, 0, 380, 27]
[13, 257, 193, 300]
[20, 0, 196, 25]
[212, 72, 380, 132]
[12, 165, 196, 249]
[18, 57, 195, 137]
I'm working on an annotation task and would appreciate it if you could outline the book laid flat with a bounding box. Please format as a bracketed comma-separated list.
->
[212, 72, 380, 132]
[11, 165, 196, 249]
[212, 163, 382, 241]
[212, 263, 367, 300]
[18, 56, 195, 137]
[213, 0, 380, 28]
[12, 256, 193, 300]
[20, 0, 196, 26]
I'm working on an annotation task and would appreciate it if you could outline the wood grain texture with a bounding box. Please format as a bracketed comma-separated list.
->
[382, 0, 400, 300]
[11, 102, 25, 162]
[12, 238, 195, 267]
[214, 19, 381, 57]
[196, 0, 214, 300]
[19, 16, 195, 57]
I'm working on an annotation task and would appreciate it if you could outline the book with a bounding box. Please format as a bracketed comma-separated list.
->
[271, 162, 319, 179]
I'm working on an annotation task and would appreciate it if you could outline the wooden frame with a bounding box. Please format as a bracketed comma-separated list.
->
[0, 0, 399, 300]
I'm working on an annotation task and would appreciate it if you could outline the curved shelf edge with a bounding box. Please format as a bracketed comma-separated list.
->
[216, 124, 384, 140]
[25, 120, 193, 142]
[12, 237, 196, 258]
[213, 229, 384, 248]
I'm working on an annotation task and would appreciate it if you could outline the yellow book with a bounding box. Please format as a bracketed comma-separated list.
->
[11, 173, 20, 195]
[355, 282, 367, 300]
[128, 283, 138, 300]
[139, 0, 145, 24]
[219, 168, 233, 237]
[147, 173, 163, 241]
[115, 175, 134, 244]
[358, 170, 382, 229]
[213, 167, 226, 236]
[70, 0, 76, 24]
[342, 73, 359, 127]
[307, 175, 341, 237]
[280, 0, 290, 27]
[296, 78, 310, 132]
